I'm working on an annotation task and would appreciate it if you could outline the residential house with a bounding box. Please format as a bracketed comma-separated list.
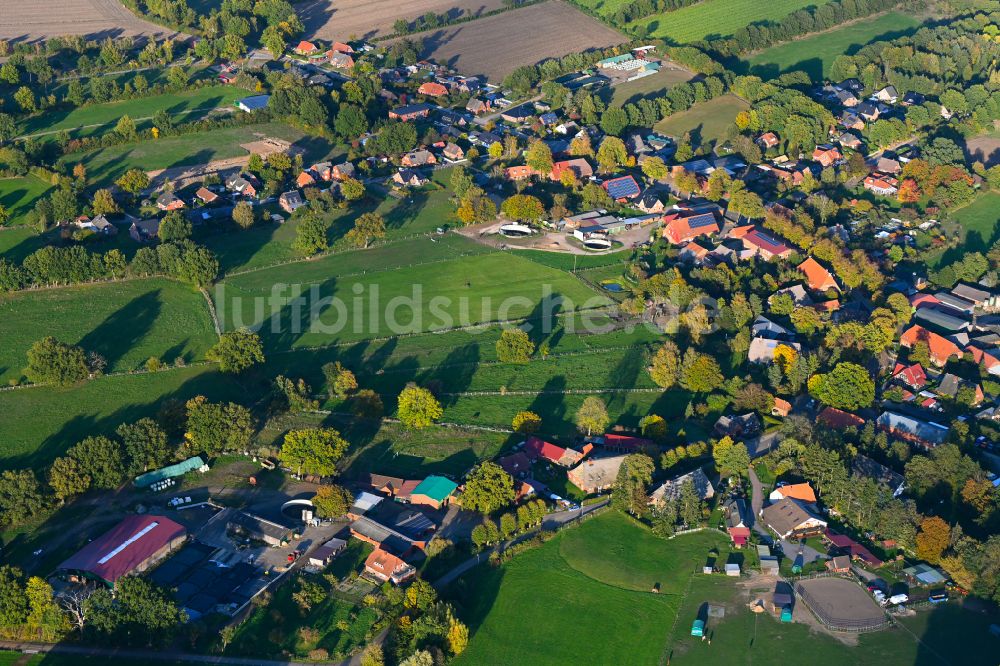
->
[466, 98, 491, 115]
[236, 94, 270, 113]
[389, 103, 433, 121]
[771, 284, 812, 305]
[332, 162, 355, 181]
[156, 192, 185, 211]
[567, 455, 628, 494]
[195, 187, 218, 204]
[293, 40, 319, 56]
[636, 191, 665, 214]
[772, 397, 792, 417]
[500, 105, 533, 123]
[331, 41, 354, 54]
[864, 173, 899, 196]
[226, 174, 259, 199]
[328, 51, 354, 69]
[649, 468, 714, 503]
[751, 315, 794, 340]
[901, 91, 925, 106]
[798, 256, 839, 292]
[757, 132, 780, 149]
[602, 175, 641, 201]
[838, 132, 863, 150]
[442, 142, 465, 162]
[877, 410, 950, 448]
[550, 158, 593, 182]
[839, 110, 865, 130]
[129, 218, 160, 243]
[827, 555, 852, 573]
[408, 476, 458, 509]
[874, 85, 899, 103]
[856, 101, 880, 122]
[418, 82, 448, 97]
[893, 362, 928, 390]
[296, 171, 317, 188]
[497, 451, 532, 478]
[937, 373, 984, 404]
[741, 228, 793, 260]
[852, 454, 905, 496]
[364, 548, 415, 585]
[748, 337, 800, 364]
[661, 212, 719, 245]
[726, 498, 752, 547]
[504, 165, 537, 181]
[714, 412, 761, 438]
[593, 434, 653, 453]
[278, 190, 306, 213]
[812, 145, 842, 168]
[900, 324, 962, 366]
[678, 241, 709, 264]
[392, 169, 427, 187]
[760, 498, 827, 540]
[874, 156, 901, 175]
[365, 474, 421, 501]
[402, 149, 436, 167]
[816, 406, 865, 430]
[769, 482, 816, 504]
[74, 215, 116, 235]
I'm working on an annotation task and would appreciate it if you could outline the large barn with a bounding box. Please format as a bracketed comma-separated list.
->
[58, 515, 187, 587]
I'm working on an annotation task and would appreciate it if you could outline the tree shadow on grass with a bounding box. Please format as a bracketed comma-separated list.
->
[77, 288, 163, 371]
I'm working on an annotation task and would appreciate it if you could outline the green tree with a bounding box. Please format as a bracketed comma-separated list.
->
[312, 484, 354, 518]
[612, 453, 655, 516]
[596, 136, 627, 171]
[292, 216, 331, 256]
[679, 350, 724, 393]
[807, 362, 874, 411]
[115, 168, 150, 196]
[0, 471, 45, 526]
[231, 201, 255, 229]
[322, 362, 358, 399]
[275, 375, 319, 412]
[85, 576, 185, 641]
[525, 140, 554, 175]
[352, 389, 384, 420]
[599, 106, 628, 137]
[25, 337, 89, 386]
[91, 189, 119, 215]
[14, 87, 35, 113]
[501, 194, 545, 223]
[115, 114, 137, 140]
[116, 418, 172, 474]
[648, 340, 680, 389]
[346, 211, 386, 248]
[207, 328, 264, 373]
[158, 212, 192, 242]
[496, 328, 535, 363]
[0, 566, 28, 627]
[512, 410, 541, 433]
[641, 156, 668, 181]
[184, 396, 254, 455]
[397, 384, 442, 428]
[280, 428, 349, 476]
[48, 456, 91, 501]
[461, 462, 515, 514]
[712, 436, 750, 477]
[67, 436, 125, 489]
[575, 396, 609, 436]
[340, 177, 365, 201]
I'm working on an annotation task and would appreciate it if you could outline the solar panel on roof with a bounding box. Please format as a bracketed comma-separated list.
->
[604, 176, 640, 199]
[687, 214, 717, 229]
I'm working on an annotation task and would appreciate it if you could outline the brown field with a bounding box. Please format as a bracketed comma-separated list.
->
[965, 135, 1000, 168]
[0, 0, 181, 42]
[403, 0, 626, 81]
[298, 0, 510, 40]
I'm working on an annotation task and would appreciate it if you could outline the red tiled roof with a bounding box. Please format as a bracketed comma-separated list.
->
[601, 434, 652, 450]
[524, 436, 567, 464]
[58, 515, 185, 584]
[910, 293, 939, 308]
[817, 407, 865, 429]
[900, 325, 961, 366]
[798, 256, 838, 292]
[893, 362, 927, 389]
[824, 529, 883, 567]
[743, 229, 792, 257]
[418, 82, 448, 97]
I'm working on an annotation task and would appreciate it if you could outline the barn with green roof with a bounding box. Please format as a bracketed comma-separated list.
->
[409, 475, 458, 509]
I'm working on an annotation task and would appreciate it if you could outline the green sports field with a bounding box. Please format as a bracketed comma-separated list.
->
[0, 174, 55, 226]
[630, 0, 833, 43]
[448, 511, 728, 665]
[18, 84, 251, 138]
[745, 12, 923, 81]
[0, 278, 218, 385]
[654, 94, 749, 150]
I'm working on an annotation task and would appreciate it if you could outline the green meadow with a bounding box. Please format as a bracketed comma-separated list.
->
[0, 175, 55, 226]
[654, 94, 750, 150]
[630, 0, 833, 43]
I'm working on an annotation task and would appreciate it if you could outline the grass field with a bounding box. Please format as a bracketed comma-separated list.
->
[0, 175, 55, 226]
[18, 85, 251, 138]
[602, 67, 696, 106]
[0, 278, 217, 385]
[654, 94, 749, 150]
[630, 0, 833, 43]
[953, 191, 1000, 252]
[447, 511, 728, 665]
[744, 12, 922, 81]
[215, 240, 607, 350]
[58, 122, 311, 184]
[0, 364, 244, 471]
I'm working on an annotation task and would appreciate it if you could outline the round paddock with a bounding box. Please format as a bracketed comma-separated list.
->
[795, 577, 888, 632]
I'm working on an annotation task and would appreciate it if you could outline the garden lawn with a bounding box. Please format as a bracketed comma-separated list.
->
[215, 245, 607, 350]
[654, 94, 749, 150]
[18, 85, 251, 137]
[603, 67, 697, 106]
[0, 278, 218, 384]
[0, 175, 54, 226]
[630, 0, 833, 42]
[449, 511, 727, 665]
[745, 12, 922, 81]
[953, 191, 1000, 252]
[0, 364, 244, 471]
[58, 122, 310, 184]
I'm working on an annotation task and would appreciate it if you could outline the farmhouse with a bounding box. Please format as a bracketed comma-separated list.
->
[893, 362, 927, 390]
[402, 149, 436, 167]
[661, 212, 719, 245]
[365, 547, 416, 585]
[602, 175, 641, 201]
[550, 158, 593, 182]
[864, 173, 899, 196]
[365, 473, 421, 501]
[816, 406, 865, 429]
[741, 228, 793, 260]
[332, 162, 355, 181]
[649, 467, 714, 503]
[714, 412, 761, 438]
[408, 476, 458, 510]
[760, 498, 827, 540]
[294, 40, 319, 56]
[350, 497, 438, 552]
[58, 515, 186, 587]
[129, 218, 160, 243]
[329, 51, 355, 69]
[156, 192, 185, 211]
[812, 145, 842, 167]
[226, 174, 259, 199]
[567, 455, 628, 494]
[418, 82, 448, 97]
[524, 436, 589, 467]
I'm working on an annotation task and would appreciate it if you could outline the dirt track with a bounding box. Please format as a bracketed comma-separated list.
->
[299, 0, 509, 40]
[395, 1, 626, 81]
[0, 0, 182, 42]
